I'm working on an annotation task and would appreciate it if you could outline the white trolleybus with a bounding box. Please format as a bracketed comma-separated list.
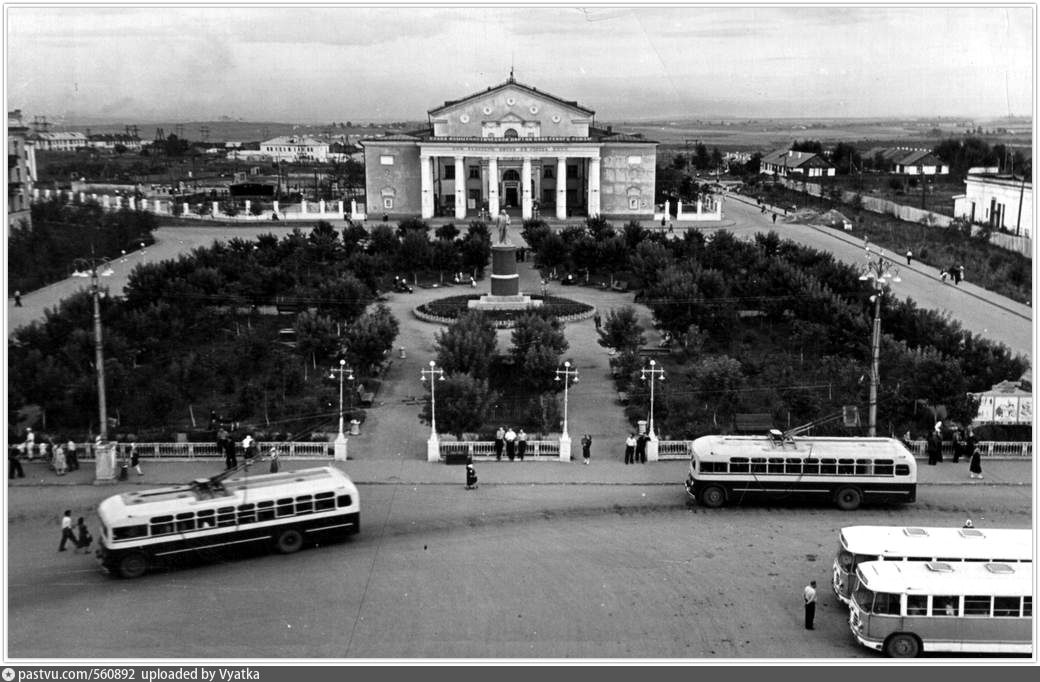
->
[833, 526, 1033, 604]
[849, 559, 1033, 657]
[96, 465, 360, 578]
[684, 432, 917, 510]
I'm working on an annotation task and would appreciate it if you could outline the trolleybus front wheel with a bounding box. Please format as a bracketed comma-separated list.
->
[883, 633, 921, 658]
[699, 486, 726, 508]
[117, 552, 148, 579]
[835, 486, 862, 511]
[275, 528, 304, 554]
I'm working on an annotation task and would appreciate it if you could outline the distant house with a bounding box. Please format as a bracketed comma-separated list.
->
[259, 135, 329, 162]
[952, 172, 1032, 237]
[86, 133, 142, 151]
[8, 109, 36, 232]
[865, 147, 949, 175]
[31, 131, 87, 151]
[759, 148, 835, 178]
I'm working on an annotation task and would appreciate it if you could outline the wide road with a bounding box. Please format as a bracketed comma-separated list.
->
[7, 475, 1031, 659]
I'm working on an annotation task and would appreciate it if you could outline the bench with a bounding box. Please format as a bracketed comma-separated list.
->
[356, 384, 375, 407]
[617, 391, 630, 404]
[637, 347, 670, 357]
[611, 280, 629, 292]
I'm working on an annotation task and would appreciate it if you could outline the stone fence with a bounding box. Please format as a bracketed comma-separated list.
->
[438, 440, 562, 461]
[653, 196, 723, 222]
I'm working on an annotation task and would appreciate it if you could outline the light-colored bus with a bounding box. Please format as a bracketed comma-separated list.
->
[849, 560, 1033, 657]
[96, 466, 360, 578]
[833, 526, 1032, 604]
[683, 434, 916, 510]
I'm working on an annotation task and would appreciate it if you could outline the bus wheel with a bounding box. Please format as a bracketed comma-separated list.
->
[117, 553, 148, 579]
[835, 486, 862, 511]
[884, 633, 920, 658]
[699, 486, 726, 508]
[275, 528, 303, 554]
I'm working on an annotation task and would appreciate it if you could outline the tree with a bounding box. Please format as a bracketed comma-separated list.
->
[598, 306, 645, 352]
[314, 272, 370, 321]
[710, 147, 724, 172]
[694, 143, 710, 170]
[459, 232, 491, 276]
[397, 229, 432, 273]
[831, 142, 861, 175]
[396, 217, 430, 237]
[435, 222, 460, 241]
[791, 140, 824, 154]
[511, 313, 568, 390]
[419, 374, 497, 439]
[341, 303, 399, 374]
[434, 310, 497, 380]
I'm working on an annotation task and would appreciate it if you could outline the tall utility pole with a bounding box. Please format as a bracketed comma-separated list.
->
[554, 361, 580, 461]
[640, 359, 666, 461]
[858, 247, 901, 437]
[421, 361, 445, 462]
[329, 359, 354, 461]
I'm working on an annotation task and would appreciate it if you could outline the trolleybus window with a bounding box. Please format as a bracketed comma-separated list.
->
[906, 595, 927, 615]
[277, 498, 294, 517]
[993, 597, 1021, 617]
[150, 516, 173, 535]
[257, 500, 275, 521]
[315, 491, 336, 510]
[175, 512, 195, 532]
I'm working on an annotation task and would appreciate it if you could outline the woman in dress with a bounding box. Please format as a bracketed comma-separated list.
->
[966, 428, 983, 479]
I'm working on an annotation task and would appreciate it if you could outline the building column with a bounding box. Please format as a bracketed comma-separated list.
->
[521, 156, 533, 220]
[556, 157, 567, 220]
[488, 156, 500, 216]
[420, 153, 435, 219]
[588, 157, 601, 218]
[454, 156, 466, 220]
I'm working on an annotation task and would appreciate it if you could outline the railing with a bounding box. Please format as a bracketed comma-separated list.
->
[438, 440, 561, 460]
[43, 441, 333, 461]
[656, 440, 693, 460]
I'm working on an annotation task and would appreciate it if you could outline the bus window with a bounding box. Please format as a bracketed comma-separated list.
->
[276, 498, 294, 517]
[216, 506, 236, 527]
[767, 458, 784, 474]
[730, 457, 749, 473]
[175, 512, 196, 532]
[874, 459, 894, 476]
[113, 525, 147, 541]
[803, 458, 819, 475]
[854, 459, 870, 475]
[257, 500, 275, 521]
[701, 461, 726, 473]
[150, 515, 173, 536]
[337, 494, 353, 507]
[197, 509, 215, 528]
[785, 458, 802, 475]
[906, 595, 928, 615]
[964, 596, 992, 617]
[993, 597, 1020, 617]
[933, 596, 960, 616]
[873, 592, 901, 615]
[296, 495, 314, 514]
[837, 546, 854, 571]
[750, 458, 767, 473]
[315, 492, 336, 511]
[838, 458, 854, 475]
[1023, 597, 1032, 617]
[237, 503, 256, 524]
[820, 458, 837, 474]
[895, 464, 911, 476]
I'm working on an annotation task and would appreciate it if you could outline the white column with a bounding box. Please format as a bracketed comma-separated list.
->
[588, 157, 601, 218]
[521, 156, 533, 220]
[33, 188, 40, 200]
[319, 199, 326, 215]
[273, 200, 280, 216]
[556, 157, 567, 220]
[677, 200, 684, 220]
[420, 153, 435, 219]
[44, 189, 51, 199]
[182, 201, 190, 216]
[454, 156, 466, 220]
[212, 201, 219, 216]
[697, 198, 703, 215]
[488, 156, 500, 216]
[244, 200, 251, 216]
[79, 192, 86, 203]
[128, 197, 136, 211]
[91, 193, 98, 203]
[300, 200, 308, 215]
[350, 199, 357, 218]
[337, 200, 344, 215]
[102, 195, 110, 209]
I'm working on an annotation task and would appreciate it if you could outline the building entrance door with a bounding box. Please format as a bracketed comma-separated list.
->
[504, 185, 519, 207]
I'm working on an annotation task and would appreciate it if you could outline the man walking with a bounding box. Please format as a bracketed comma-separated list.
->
[803, 580, 817, 630]
[905, 249, 913, 265]
[494, 426, 505, 461]
[636, 432, 648, 464]
[581, 433, 592, 464]
[516, 429, 527, 461]
[505, 426, 517, 461]
[59, 510, 77, 551]
[624, 433, 636, 465]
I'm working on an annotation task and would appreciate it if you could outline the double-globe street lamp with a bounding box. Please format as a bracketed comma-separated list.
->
[554, 360, 579, 461]
[421, 360, 445, 462]
[858, 246, 901, 437]
[71, 256, 116, 482]
[640, 359, 666, 461]
[329, 359, 354, 461]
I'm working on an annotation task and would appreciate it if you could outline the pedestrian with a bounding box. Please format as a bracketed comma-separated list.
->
[224, 436, 238, 470]
[516, 429, 527, 461]
[772, 213, 777, 224]
[13, 290, 22, 307]
[926, 429, 942, 465]
[951, 264, 961, 285]
[636, 432, 648, 464]
[75, 517, 93, 554]
[958, 264, 965, 283]
[967, 427, 983, 479]
[494, 426, 505, 461]
[24, 428, 35, 460]
[58, 510, 76, 551]
[951, 430, 965, 464]
[803, 580, 817, 630]
[962, 519, 974, 529]
[8, 445, 25, 479]
[268, 447, 280, 474]
[624, 433, 636, 465]
[505, 426, 517, 461]
[465, 460, 478, 490]
[593, 312, 601, 330]
[65, 437, 78, 472]
[242, 433, 255, 461]
[52, 440, 67, 476]
[581, 433, 592, 464]
[129, 442, 142, 476]
[470, 276, 476, 288]
[940, 268, 949, 284]
[905, 249, 913, 266]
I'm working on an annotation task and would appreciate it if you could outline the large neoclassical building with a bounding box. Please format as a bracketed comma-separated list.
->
[361, 75, 657, 221]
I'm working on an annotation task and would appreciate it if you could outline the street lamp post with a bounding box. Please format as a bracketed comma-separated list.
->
[72, 256, 116, 483]
[554, 360, 579, 461]
[421, 360, 445, 462]
[640, 359, 666, 461]
[858, 247, 901, 437]
[329, 359, 354, 461]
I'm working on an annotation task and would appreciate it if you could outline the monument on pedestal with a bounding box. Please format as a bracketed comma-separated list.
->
[468, 211, 542, 311]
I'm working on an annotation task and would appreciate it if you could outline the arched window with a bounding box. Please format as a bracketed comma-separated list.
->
[503, 128, 519, 139]
[502, 169, 520, 182]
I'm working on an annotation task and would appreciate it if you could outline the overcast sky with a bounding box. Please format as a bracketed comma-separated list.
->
[5, 4, 1033, 124]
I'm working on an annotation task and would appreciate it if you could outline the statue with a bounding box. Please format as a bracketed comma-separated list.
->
[497, 210, 510, 244]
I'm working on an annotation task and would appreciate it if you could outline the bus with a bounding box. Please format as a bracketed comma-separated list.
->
[849, 560, 1033, 657]
[833, 526, 1032, 604]
[96, 466, 360, 578]
[683, 433, 916, 510]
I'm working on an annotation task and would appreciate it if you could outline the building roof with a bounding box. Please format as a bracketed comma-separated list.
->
[429, 74, 595, 116]
[33, 132, 87, 141]
[261, 135, 327, 147]
[865, 147, 944, 166]
[761, 148, 831, 169]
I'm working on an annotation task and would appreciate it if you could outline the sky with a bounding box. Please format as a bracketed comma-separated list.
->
[5, 3, 1034, 124]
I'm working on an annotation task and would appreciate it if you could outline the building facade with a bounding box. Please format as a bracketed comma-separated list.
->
[953, 173, 1032, 237]
[760, 148, 835, 178]
[865, 147, 949, 175]
[8, 110, 37, 232]
[361, 75, 657, 220]
[31, 131, 88, 151]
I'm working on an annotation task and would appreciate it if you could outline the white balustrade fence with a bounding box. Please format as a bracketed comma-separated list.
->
[437, 440, 561, 461]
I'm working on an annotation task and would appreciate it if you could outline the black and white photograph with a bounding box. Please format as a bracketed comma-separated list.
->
[4, 2, 1035, 665]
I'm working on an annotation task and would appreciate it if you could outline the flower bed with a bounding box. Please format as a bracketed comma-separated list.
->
[415, 295, 594, 326]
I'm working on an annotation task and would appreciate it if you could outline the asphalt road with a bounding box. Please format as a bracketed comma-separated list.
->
[6, 478, 1031, 660]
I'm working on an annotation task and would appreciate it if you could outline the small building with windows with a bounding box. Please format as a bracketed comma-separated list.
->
[953, 173, 1032, 237]
[260, 135, 330, 163]
[360, 74, 657, 220]
[760, 148, 835, 178]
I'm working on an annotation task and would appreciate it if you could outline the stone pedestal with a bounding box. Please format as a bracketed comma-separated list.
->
[333, 433, 348, 461]
[427, 434, 440, 462]
[93, 442, 118, 484]
[558, 433, 572, 462]
[468, 242, 542, 311]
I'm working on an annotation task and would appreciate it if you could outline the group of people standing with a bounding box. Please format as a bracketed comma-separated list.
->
[493, 426, 528, 461]
[8, 429, 82, 478]
[623, 432, 650, 464]
[922, 426, 983, 478]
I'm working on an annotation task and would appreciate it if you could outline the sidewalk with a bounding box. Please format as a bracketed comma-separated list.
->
[7, 456, 1032, 488]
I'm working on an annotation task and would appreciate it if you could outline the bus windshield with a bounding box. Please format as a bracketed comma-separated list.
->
[853, 585, 901, 615]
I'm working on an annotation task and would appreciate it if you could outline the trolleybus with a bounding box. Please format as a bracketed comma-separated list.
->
[96, 465, 360, 578]
[833, 526, 1032, 604]
[849, 560, 1033, 657]
[684, 433, 916, 510]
